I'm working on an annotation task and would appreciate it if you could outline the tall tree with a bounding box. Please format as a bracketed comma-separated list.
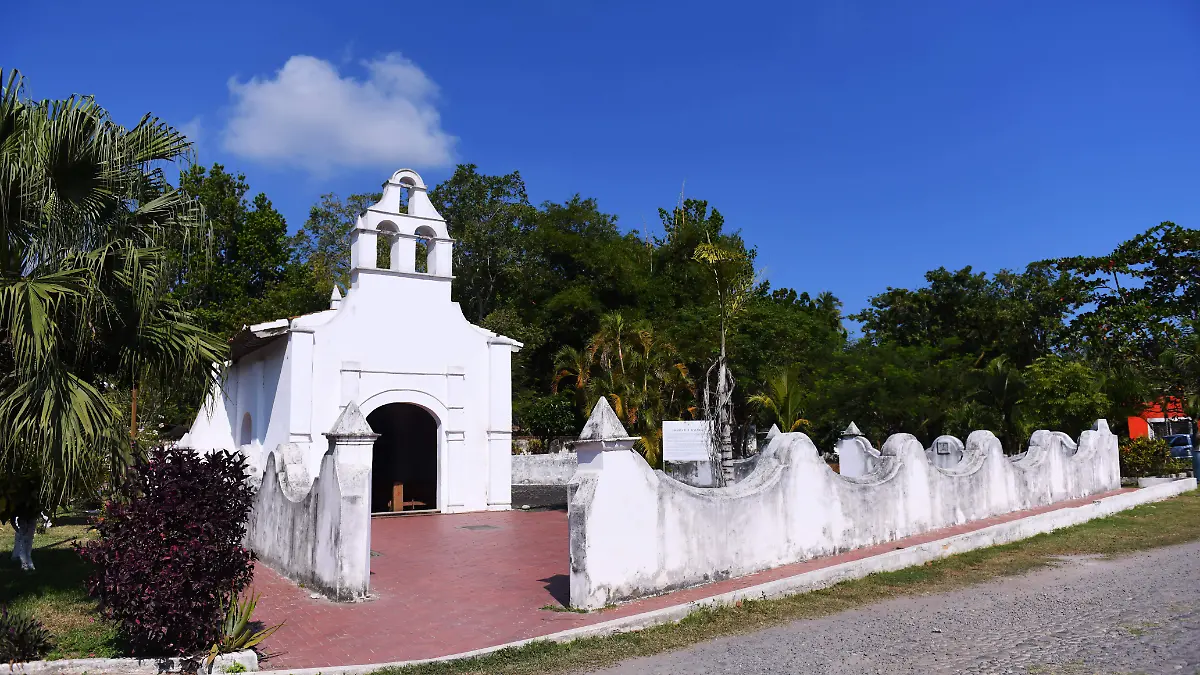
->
[428, 164, 533, 322]
[0, 69, 224, 569]
[693, 237, 756, 483]
[174, 164, 295, 337]
[290, 191, 380, 295]
[1055, 222, 1200, 406]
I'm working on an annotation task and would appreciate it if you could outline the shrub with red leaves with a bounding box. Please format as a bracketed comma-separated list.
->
[77, 447, 255, 656]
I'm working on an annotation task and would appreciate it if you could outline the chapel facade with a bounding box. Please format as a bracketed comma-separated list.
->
[183, 169, 521, 514]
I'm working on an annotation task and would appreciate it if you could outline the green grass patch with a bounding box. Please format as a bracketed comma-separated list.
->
[375, 488, 1200, 675]
[0, 520, 123, 659]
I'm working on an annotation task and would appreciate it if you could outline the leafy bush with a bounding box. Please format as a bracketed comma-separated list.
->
[77, 447, 255, 656]
[520, 395, 578, 448]
[0, 606, 54, 662]
[1119, 436, 1186, 478]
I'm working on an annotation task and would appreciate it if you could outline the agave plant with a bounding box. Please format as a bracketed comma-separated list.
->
[205, 591, 282, 668]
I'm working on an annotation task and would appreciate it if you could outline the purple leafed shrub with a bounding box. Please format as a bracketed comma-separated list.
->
[77, 447, 256, 656]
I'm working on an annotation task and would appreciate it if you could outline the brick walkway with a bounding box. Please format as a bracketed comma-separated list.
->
[252, 490, 1131, 669]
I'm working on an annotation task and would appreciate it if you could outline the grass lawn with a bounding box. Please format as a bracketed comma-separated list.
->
[0, 518, 122, 659]
[378, 487, 1200, 675]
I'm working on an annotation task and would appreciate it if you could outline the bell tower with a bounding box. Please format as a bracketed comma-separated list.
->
[349, 169, 454, 293]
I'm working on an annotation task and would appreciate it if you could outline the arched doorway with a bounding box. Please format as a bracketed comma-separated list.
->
[367, 403, 439, 513]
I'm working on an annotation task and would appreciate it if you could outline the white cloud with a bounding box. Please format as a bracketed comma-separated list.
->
[179, 116, 202, 145]
[222, 53, 455, 174]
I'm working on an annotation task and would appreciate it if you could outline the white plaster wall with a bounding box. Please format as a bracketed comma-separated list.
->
[245, 430, 374, 601]
[836, 435, 880, 478]
[513, 453, 579, 485]
[568, 422, 1120, 609]
[926, 435, 966, 470]
[664, 455, 761, 487]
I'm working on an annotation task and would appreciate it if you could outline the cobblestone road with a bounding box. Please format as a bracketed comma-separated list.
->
[593, 540, 1200, 674]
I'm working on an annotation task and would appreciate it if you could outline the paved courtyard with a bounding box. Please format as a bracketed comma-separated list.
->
[594, 539, 1200, 674]
[253, 491, 1132, 670]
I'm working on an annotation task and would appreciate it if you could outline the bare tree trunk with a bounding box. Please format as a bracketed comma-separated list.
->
[702, 354, 736, 487]
[12, 514, 36, 571]
[716, 357, 734, 483]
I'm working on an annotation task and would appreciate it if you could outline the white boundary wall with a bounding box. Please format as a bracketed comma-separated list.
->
[252, 479, 1194, 675]
[568, 422, 1121, 609]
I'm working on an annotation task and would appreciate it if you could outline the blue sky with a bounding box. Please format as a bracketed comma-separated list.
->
[7, 0, 1199, 315]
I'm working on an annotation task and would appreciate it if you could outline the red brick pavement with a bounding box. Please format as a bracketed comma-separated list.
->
[252, 490, 1133, 669]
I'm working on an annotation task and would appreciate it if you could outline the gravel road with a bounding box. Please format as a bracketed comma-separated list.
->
[592, 540, 1200, 674]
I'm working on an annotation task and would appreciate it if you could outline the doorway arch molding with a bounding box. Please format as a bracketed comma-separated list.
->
[357, 388, 455, 513]
[359, 388, 449, 425]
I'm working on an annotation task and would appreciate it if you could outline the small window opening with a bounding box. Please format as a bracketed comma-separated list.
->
[240, 412, 253, 446]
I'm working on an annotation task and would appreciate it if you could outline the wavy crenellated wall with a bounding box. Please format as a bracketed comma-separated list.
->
[243, 404, 376, 602]
[567, 421, 1120, 609]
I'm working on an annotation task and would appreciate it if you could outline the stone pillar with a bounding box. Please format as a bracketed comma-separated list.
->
[322, 402, 378, 601]
[435, 239, 454, 277]
[287, 329, 315, 452]
[394, 235, 416, 273]
[836, 422, 878, 478]
[568, 397, 643, 609]
[349, 222, 377, 271]
[486, 336, 522, 510]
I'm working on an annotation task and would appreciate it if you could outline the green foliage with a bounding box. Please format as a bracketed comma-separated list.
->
[174, 164, 333, 340]
[855, 264, 1086, 368]
[0, 68, 225, 522]
[1119, 436, 1180, 478]
[519, 395, 578, 446]
[802, 341, 977, 449]
[0, 605, 54, 662]
[429, 164, 534, 322]
[748, 364, 808, 432]
[1017, 356, 1110, 440]
[291, 192, 381, 294]
[481, 307, 548, 396]
[551, 313, 694, 466]
[1055, 222, 1200, 404]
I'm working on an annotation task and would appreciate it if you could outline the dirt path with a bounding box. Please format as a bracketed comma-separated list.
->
[592, 540, 1200, 674]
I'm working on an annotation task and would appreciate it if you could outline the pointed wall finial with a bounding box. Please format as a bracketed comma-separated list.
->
[325, 402, 377, 439]
[579, 397, 635, 441]
[842, 422, 863, 438]
[571, 397, 642, 472]
[765, 424, 781, 441]
[330, 285, 343, 309]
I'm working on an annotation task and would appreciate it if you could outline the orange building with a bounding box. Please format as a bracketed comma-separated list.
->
[1127, 397, 1192, 439]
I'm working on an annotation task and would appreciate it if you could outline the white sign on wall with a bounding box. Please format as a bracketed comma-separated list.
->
[663, 421, 714, 462]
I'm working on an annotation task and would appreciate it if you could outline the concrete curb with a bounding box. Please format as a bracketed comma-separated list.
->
[257, 480, 1197, 675]
[8, 650, 258, 675]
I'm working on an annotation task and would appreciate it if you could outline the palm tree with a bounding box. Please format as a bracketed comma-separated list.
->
[551, 345, 593, 409]
[693, 237, 755, 484]
[0, 69, 225, 569]
[749, 364, 808, 432]
[554, 314, 694, 467]
[589, 312, 629, 375]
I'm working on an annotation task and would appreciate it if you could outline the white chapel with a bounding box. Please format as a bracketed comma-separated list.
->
[182, 168, 522, 514]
